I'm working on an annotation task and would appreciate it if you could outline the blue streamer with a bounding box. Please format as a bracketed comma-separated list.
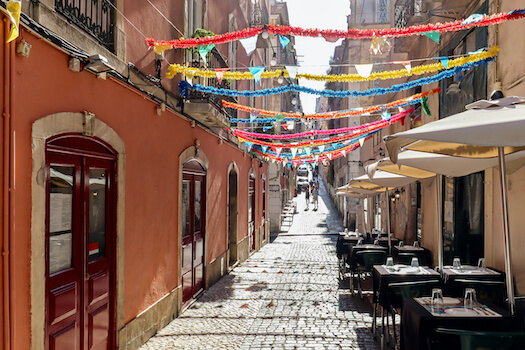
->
[188, 57, 494, 98]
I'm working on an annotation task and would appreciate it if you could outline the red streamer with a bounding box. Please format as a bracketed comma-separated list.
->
[146, 11, 525, 49]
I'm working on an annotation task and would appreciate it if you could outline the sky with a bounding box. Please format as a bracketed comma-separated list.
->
[284, 0, 351, 113]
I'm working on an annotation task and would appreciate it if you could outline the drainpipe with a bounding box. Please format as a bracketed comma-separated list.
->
[3, 20, 13, 350]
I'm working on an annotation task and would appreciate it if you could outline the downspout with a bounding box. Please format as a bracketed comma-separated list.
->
[3, 19, 13, 350]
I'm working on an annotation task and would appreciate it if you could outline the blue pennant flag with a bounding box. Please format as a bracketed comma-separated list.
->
[287, 162, 291, 169]
[461, 14, 484, 26]
[314, 154, 319, 162]
[318, 145, 326, 153]
[261, 145, 268, 154]
[249, 66, 266, 85]
[245, 141, 253, 152]
[263, 125, 273, 132]
[305, 147, 312, 156]
[278, 35, 290, 49]
[439, 57, 449, 68]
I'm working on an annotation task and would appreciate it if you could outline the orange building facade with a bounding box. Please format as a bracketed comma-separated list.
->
[0, 0, 288, 349]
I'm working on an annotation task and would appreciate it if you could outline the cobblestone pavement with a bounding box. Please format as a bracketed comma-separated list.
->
[141, 180, 382, 350]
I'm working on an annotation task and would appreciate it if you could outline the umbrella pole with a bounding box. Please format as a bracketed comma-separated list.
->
[436, 175, 443, 273]
[498, 147, 515, 315]
[385, 188, 391, 254]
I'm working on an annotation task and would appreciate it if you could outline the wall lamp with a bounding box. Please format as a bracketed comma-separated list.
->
[84, 54, 115, 74]
[394, 189, 401, 199]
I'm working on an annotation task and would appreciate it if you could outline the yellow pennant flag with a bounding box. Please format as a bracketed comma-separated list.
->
[2, 0, 21, 43]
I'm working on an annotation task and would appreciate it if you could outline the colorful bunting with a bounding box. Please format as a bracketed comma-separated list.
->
[439, 58, 449, 69]
[261, 145, 268, 154]
[278, 35, 290, 48]
[198, 44, 215, 64]
[355, 64, 373, 78]
[249, 66, 265, 85]
[285, 66, 299, 79]
[214, 68, 230, 84]
[424, 31, 440, 44]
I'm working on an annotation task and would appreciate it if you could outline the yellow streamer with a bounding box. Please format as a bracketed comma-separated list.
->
[167, 46, 499, 82]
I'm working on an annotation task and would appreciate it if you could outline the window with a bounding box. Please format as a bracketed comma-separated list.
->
[354, 0, 391, 24]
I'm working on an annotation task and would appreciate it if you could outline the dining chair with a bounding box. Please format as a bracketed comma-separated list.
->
[451, 279, 506, 307]
[428, 328, 525, 350]
[396, 251, 433, 267]
[353, 250, 387, 299]
[386, 279, 441, 348]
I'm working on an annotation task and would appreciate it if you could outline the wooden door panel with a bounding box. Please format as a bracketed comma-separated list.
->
[88, 271, 109, 306]
[88, 304, 109, 350]
[182, 272, 193, 301]
[182, 244, 192, 275]
[49, 322, 78, 350]
[49, 282, 78, 326]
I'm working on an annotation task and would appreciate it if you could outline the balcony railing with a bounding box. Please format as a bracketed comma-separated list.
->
[187, 48, 237, 119]
[55, 0, 115, 52]
[394, 0, 414, 28]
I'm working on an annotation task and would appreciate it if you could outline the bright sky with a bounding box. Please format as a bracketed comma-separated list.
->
[285, 0, 350, 113]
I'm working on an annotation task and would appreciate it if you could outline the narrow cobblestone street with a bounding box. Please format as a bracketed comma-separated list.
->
[141, 180, 381, 349]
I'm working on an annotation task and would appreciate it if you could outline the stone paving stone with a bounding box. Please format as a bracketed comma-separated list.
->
[140, 180, 383, 350]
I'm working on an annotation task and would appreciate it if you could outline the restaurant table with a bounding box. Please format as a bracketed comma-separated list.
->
[393, 246, 433, 267]
[336, 233, 362, 259]
[441, 265, 503, 282]
[375, 237, 400, 248]
[400, 297, 516, 350]
[373, 265, 440, 312]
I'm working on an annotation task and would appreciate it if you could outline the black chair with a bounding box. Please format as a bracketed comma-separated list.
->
[386, 279, 441, 348]
[428, 328, 525, 350]
[396, 251, 433, 267]
[352, 250, 387, 299]
[451, 279, 506, 307]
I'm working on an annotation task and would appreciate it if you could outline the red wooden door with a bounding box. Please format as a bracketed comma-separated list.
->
[182, 161, 206, 304]
[248, 175, 256, 252]
[45, 136, 116, 350]
[262, 178, 266, 242]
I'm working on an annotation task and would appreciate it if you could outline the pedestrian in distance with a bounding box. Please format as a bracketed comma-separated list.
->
[305, 189, 310, 210]
[312, 187, 319, 211]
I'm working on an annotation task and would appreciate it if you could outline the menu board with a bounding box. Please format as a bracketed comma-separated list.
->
[49, 193, 72, 233]
[49, 232, 72, 274]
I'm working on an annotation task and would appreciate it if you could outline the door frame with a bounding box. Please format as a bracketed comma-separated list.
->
[178, 146, 209, 307]
[32, 112, 125, 350]
[226, 162, 239, 266]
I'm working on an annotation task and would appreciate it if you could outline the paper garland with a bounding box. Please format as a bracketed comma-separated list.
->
[233, 108, 414, 140]
[224, 88, 438, 121]
[181, 56, 494, 98]
[146, 10, 525, 50]
[167, 46, 498, 82]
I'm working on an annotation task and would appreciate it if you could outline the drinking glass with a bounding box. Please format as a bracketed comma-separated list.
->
[453, 257, 461, 269]
[477, 258, 485, 269]
[374, 239, 379, 245]
[357, 238, 363, 245]
[464, 288, 477, 307]
[413, 241, 420, 248]
[386, 257, 394, 267]
[398, 241, 404, 247]
[431, 288, 444, 306]
[344, 228, 349, 234]
[411, 257, 419, 268]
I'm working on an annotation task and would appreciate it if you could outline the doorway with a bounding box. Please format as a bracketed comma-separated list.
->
[45, 135, 116, 350]
[248, 174, 256, 252]
[262, 176, 266, 242]
[227, 168, 238, 266]
[181, 159, 206, 304]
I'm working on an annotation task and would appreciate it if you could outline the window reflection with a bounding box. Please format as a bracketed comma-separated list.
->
[89, 169, 107, 262]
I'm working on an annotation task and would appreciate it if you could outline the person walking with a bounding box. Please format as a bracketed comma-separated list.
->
[312, 186, 319, 210]
[305, 188, 310, 210]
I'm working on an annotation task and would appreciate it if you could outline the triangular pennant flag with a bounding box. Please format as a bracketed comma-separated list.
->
[291, 148, 298, 158]
[214, 68, 229, 84]
[314, 154, 319, 162]
[239, 36, 258, 56]
[249, 66, 266, 85]
[285, 66, 299, 79]
[250, 111, 258, 122]
[322, 34, 339, 43]
[340, 149, 347, 157]
[3, 0, 21, 43]
[286, 121, 294, 130]
[358, 138, 365, 147]
[318, 145, 326, 153]
[278, 35, 290, 49]
[275, 147, 282, 155]
[326, 153, 333, 160]
[422, 96, 431, 117]
[305, 147, 312, 156]
[355, 64, 374, 78]
[382, 111, 391, 122]
[198, 44, 215, 64]
[439, 57, 449, 69]
[271, 158, 276, 164]
[261, 145, 268, 154]
[245, 142, 253, 152]
[394, 60, 412, 73]
[461, 14, 484, 26]
[424, 31, 440, 44]
[287, 162, 291, 169]
[263, 125, 273, 132]
[275, 114, 285, 121]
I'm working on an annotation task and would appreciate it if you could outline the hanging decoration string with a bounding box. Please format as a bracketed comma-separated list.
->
[167, 47, 498, 82]
[146, 9, 525, 50]
[235, 109, 411, 148]
[179, 56, 494, 98]
[225, 88, 439, 121]
[233, 108, 414, 140]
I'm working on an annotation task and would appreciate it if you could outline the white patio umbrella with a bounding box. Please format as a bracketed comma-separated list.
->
[348, 171, 420, 251]
[385, 96, 525, 314]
